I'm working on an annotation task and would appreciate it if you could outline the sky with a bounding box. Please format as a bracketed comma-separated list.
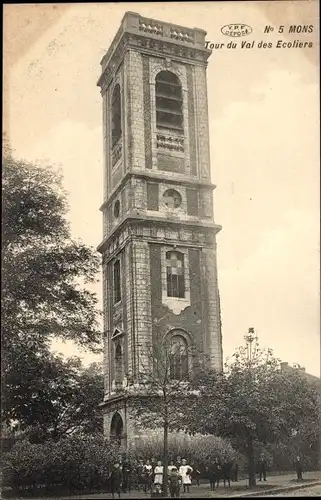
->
[5, 1, 320, 376]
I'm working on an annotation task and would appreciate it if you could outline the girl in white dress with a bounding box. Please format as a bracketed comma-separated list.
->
[154, 460, 164, 485]
[179, 459, 193, 493]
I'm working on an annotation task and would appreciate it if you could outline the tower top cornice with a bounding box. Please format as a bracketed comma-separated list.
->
[98, 11, 212, 90]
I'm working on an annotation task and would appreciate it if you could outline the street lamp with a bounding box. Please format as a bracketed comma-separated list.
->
[244, 328, 258, 488]
[244, 327, 257, 364]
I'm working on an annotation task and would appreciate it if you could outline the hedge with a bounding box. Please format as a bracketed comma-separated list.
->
[2, 431, 243, 495]
[2, 434, 120, 495]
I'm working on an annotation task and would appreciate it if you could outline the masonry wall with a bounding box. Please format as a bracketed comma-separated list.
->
[201, 244, 223, 369]
[127, 50, 145, 171]
[149, 242, 221, 368]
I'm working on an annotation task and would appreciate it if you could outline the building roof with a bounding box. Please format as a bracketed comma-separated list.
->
[280, 361, 321, 390]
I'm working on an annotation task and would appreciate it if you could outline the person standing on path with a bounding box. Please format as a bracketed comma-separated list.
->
[294, 455, 303, 480]
[233, 461, 239, 482]
[143, 459, 153, 494]
[122, 458, 132, 493]
[109, 462, 123, 499]
[154, 460, 164, 488]
[205, 464, 216, 490]
[258, 453, 267, 482]
[150, 457, 157, 483]
[168, 467, 182, 498]
[213, 457, 222, 488]
[191, 463, 201, 486]
[136, 459, 145, 491]
[179, 458, 193, 493]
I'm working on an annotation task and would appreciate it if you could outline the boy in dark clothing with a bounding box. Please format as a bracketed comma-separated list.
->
[214, 457, 222, 488]
[191, 464, 201, 486]
[136, 459, 145, 491]
[233, 462, 239, 482]
[122, 460, 132, 493]
[110, 462, 122, 499]
[258, 453, 267, 481]
[205, 465, 216, 490]
[294, 456, 303, 480]
[169, 467, 182, 498]
[222, 461, 233, 488]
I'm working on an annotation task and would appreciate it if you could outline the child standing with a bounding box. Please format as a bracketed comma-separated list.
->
[168, 467, 182, 498]
[109, 462, 122, 499]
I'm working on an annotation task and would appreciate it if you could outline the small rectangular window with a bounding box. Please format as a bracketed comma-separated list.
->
[147, 183, 159, 211]
[186, 189, 198, 216]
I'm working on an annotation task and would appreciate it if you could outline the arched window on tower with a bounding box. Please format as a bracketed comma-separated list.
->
[155, 71, 183, 131]
[113, 260, 121, 304]
[115, 343, 123, 389]
[112, 84, 122, 147]
[166, 251, 185, 298]
[168, 335, 189, 380]
[110, 411, 124, 446]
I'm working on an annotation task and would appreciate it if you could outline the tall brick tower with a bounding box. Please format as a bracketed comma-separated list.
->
[97, 12, 223, 446]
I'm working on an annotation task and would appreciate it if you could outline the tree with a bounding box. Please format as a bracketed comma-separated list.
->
[182, 338, 321, 487]
[2, 147, 102, 427]
[129, 340, 194, 497]
[3, 355, 104, 443]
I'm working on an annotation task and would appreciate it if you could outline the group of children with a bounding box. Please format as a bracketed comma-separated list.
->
[109, 457, 197, 498]
[152, 458, 196, 497]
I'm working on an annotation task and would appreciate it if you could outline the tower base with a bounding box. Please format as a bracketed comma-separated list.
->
[100, 392, 151, 448]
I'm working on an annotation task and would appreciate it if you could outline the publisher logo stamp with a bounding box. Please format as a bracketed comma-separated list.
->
[221, 24, 253, 37]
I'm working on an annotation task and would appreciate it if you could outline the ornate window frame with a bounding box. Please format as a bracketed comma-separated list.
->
[164, 328, 193, 378]
[161, 246, 190, 314]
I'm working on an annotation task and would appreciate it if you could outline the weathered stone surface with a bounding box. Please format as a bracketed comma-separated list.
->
[98, 12, 222, 446]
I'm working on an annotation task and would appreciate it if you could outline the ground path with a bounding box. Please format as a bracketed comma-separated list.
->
[8, 471, 321, 500]
[266, 483, 321, 497]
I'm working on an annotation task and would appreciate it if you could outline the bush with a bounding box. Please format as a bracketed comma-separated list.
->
[127, 431, 240, 475]
[2, 434, 120, 494]
[2, 432, 250, 495]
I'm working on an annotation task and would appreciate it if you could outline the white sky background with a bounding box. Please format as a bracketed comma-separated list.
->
[5, 1, 320, 376]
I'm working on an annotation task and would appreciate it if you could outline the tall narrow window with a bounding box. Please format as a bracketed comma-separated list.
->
[166, 251, 185, 298]
[113, 260, 121, 304]
[115, 344, 123, 388]
[169, 335, 188, 380]
[155, 71, 183, 131]
[112, 84, 122, 147]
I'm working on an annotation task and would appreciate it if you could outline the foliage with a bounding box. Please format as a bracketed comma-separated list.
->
[5, 359, 104, 443]
[2, 148, 102, 428]
[266, 437, 320, 473]
[128, 431, 237, 472]
[181, 338, 321, 486]
[2, 434, 119, 494]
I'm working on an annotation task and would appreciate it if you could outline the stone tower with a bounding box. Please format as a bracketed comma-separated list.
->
[97, 12, 223, 446]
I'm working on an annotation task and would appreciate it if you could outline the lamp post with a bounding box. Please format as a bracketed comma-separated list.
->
[244, 327, 258, 487]
[244, 327, 257, 365]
